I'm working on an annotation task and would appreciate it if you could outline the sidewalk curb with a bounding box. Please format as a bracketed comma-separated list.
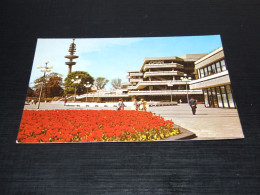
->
[161, 124, 197, 141]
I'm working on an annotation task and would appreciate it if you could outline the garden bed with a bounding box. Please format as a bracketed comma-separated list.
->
[17, 110, 181, 143]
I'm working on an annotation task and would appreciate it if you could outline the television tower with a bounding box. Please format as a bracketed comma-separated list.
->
[65, 39, 79, 74]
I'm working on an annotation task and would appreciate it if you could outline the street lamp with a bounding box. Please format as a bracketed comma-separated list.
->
[180, 74, 192, 103]
[37, 61, 53, 109]
[71, 76, 81, 102]
[84, 82, 91, 102]
[168, 82, 173, 102]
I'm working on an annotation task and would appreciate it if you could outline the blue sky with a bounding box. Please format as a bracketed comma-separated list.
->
[30, 35, 222, 89]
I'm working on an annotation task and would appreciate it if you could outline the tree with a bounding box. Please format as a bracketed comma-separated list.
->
[27, 87, 35, 97]
[94, 77, 109, 90]
[111, 78, 122, 89]
[64, 71, 94, 95]
[33, 72, 64, 98]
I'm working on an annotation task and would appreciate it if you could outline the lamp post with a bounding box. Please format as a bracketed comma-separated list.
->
[71, 76, 81, 102]
[37, 61, 53, 109]
[168, 82, 173, 102]
[84, 82, 91, 102]
[180, 74, 192, 103]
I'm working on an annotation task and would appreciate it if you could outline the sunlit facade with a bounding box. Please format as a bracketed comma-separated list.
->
[124, 55, 206, 102]
[190, 47, 236, 108]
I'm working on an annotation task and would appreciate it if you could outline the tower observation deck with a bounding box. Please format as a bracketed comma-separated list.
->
[65, 39, 79, 74]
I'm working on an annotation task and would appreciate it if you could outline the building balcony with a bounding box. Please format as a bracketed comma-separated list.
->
[121, 82, 131, 86]
[128, 80, 192, 90]
[129, 78, 143, 82]
[143, 63, 184, 71]
[127, 85, 138, 90]
[128, 89, 203, 96]
[129, 72, 143, 76]
[143, 71, 184, 78]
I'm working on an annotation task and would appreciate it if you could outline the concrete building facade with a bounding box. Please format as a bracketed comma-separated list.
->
[123, 54, 206, 103]
[75, 47, 236, 109]
[189, 47, 236, 108]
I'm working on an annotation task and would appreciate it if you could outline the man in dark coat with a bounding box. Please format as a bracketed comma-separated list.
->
[189, 97, 197, 115]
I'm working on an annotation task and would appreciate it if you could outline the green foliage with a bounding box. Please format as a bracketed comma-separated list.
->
[111, 78, 122, 89]
[64, 71, 94, 95]
[27, 87, 35, 97]
[94, 77, 109, 90]
[33, 72, 64, 98]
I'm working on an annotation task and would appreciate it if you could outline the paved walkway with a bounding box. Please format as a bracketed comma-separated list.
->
[23, 102, 244, 140]
[149, 104, 244, 140]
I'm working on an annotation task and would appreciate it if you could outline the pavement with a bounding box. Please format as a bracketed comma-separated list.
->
[23, 102, 244, 140]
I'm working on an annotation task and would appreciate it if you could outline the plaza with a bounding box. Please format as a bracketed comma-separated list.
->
[23, 102, 244, 140]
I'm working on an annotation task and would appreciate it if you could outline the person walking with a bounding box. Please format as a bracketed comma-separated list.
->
[117, 98, 125, 110]
[139, 99, 147, 111]
[189, 97, 197, 115]
[132, 99, 138, 110]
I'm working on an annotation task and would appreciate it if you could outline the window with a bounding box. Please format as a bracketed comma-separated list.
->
[220, 86, 229, 108]
[211, 64, 217, 74]
[204, 67, 208, 76]
[211, 87, 218, 108]
[208, 65, 212, 75]
[216, 87, 223, 108]
[226, 85, 235, 108]
[199, 68, 205, 78]
[220, 59, 227, 71]
[203, 89, 209, 107]
[216, 62, 221, 72]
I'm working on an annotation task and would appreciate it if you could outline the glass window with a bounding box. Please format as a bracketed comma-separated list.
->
[216, 87, 223, 108]
[208, 65, 212, 75]
[220, 86, 229, 108]
[226, 85, 235, 108]
[207, 88, 214, 108]
[211, 63, 217, 74]
[211, 87, 218, 108]
[216, 62, 221, 72]
[203, 89, 209, 107]
[220, 59, 227, 71]
[200, 69, 204, 78]
[204, 67, 208, 76]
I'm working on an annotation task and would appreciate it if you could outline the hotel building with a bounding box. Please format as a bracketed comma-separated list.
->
[189, 47, 236, 108]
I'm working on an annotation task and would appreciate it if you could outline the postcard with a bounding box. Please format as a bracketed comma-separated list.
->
[17, 35, 244, 143]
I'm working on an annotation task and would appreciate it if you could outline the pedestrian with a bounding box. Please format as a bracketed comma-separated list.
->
[131, 99, 138, 110]
[179, 99, 182, 104]
[189, 97, 197, 115]
[139, 99, 147, 111]
[143, 99, 147, 111]
[117, 98, 125, 110]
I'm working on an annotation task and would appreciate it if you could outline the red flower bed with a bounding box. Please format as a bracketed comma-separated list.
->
[17, 110, 180, 143]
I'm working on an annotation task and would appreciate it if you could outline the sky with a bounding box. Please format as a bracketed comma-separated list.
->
[30, 35, 223, 89]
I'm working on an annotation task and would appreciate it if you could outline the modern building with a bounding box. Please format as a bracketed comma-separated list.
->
[123, 54, 206, 103]
[74, 47, 236, 109]
[189, 47, 236, 108]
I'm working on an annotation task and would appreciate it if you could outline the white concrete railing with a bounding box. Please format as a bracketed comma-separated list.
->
[128, 89, 203, 95]
[143, 63, 184, 71]
[129, 72, 143, 76]
[129, 78, 143, 82]
[143, 71, 183, 78]
[128, 80, 191, 90]
[126, 81, 194, 90]
[76, 93, 129, 99]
